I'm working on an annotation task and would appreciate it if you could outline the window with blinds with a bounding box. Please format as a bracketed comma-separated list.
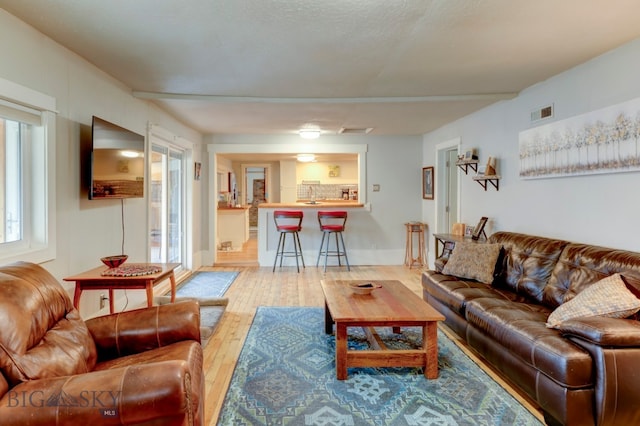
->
[0, 77, 56, 263]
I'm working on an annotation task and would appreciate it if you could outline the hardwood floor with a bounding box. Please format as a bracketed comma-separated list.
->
[200, 235, 544, 424]
[200, 263, 422, 424]
[215, 230, 258, 267]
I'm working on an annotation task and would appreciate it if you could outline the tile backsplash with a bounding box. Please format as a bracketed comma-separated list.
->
[297, 183, 358, 200]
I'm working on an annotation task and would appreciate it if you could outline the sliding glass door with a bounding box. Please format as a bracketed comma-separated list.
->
[150, 144, 185, 264]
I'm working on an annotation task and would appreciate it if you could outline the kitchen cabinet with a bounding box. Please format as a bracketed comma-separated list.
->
[217, 207, 250, 251]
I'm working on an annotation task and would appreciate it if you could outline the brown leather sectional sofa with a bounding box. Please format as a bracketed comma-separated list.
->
[422, 231, 640, 426]
[0, 261, 204, 425]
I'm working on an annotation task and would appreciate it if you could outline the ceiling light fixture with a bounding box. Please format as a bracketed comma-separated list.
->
[299, 129, 321, 139]
[121, 150, 140, 158]
[297, 154, 316, 162]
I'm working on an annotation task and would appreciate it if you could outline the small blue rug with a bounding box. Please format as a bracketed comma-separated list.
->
[173, 271, 238, 298]
[219, 307, 543, 425]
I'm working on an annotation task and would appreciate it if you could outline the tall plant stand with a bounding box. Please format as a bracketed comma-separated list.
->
[404, 222, 427, 268]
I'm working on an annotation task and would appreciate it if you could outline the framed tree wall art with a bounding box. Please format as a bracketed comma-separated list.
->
[422, 166, 434, 200]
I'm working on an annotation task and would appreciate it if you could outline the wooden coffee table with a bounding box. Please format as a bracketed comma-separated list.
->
[321, 279, 445, 380]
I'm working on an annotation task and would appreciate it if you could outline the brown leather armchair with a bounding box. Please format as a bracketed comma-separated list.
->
[0, 261, 204, 425]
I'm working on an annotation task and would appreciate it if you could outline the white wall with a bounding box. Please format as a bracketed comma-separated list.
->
[296, 160, 358, 184]
[207, 134, 423, 264]
[0, 10, 203, 317]
[422, 37, 640, 263]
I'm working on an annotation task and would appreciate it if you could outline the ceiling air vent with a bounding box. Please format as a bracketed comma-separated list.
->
[531, 104, 553, 122]
[338, 127, 373, 134]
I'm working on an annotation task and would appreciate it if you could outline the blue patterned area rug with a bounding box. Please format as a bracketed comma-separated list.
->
[173, 271, 238, 298]
[219, 307, 543, 425]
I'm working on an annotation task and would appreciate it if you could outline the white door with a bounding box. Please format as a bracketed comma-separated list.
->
[445, 148, 459, 231]
[149, 144, 186, 264]
[436, 139, 460, 234]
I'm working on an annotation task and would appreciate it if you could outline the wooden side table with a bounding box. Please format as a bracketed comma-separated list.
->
[433, 233, 486, 271]
[404, 222, 427, 268]
[64, 263, 180, 314]
[433, 233, 486, 256]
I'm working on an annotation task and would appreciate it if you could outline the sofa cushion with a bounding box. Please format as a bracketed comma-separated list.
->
[465, 297, 593, 388]
[544, 243, 640, 308]
[622, 273, 640, 297]
[422, 270, 531, 317]
[622, 274, 640, 320]
[546, 274, 640, 329]
[0, 262, 97, 385]
[441, 241, 501, 284]
[489, 232, 568, 305]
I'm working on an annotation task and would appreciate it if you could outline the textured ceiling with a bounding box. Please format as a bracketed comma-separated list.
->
[2, 0, 640, 135]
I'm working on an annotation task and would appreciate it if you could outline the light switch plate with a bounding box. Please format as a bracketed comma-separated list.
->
[373, 184, 380, 192]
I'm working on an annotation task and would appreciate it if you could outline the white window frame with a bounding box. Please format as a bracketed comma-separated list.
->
[0, 77, 56, 264]
[147, 124, 193, 272]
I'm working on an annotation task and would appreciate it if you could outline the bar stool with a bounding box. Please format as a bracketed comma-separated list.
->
[273, 210, 305, 272]
[404, 221, 427, 268]
[316, 211, 350, 272]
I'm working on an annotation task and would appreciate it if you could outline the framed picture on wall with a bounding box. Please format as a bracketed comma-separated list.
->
[422, 166, 434, 200]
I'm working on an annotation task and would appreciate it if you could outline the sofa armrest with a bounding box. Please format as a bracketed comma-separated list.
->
[558, 317, 640, 347]
[0, 360, 197, 425]
[86, 300, 201, 360]
[564, 322, 640, 426]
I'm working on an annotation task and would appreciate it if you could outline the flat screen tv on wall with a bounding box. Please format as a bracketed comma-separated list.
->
[89, 116, 145, 199]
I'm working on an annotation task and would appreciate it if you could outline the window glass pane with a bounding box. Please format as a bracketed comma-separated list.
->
[0, 77, 56, 264]
[1, 118, 22, 243]
[150, 148, 166, 263]
[149, 145, 184, 265]
[168, 151, 183, 263]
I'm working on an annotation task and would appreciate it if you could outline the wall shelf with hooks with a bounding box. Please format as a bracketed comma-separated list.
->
[455, 160, 478, 175]
[472, 175, 500, 191]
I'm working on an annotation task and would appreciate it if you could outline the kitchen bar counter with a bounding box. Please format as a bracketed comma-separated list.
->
[257, 202, 384, 267]
[259, 201, 364, 208]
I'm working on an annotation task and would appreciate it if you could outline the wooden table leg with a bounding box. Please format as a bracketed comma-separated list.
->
[324, 302, 333, 334]
[169, 271, 176, 303]
[336, 323, 348, 380]
[109, 289, 115, 314]
[145, 281, 154, 308]
[404, 226, 411, 266]
[424, 321, 439, 379]
[73, 283, 82, 310]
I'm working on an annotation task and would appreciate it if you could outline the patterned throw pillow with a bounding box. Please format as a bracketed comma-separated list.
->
[441, 242, 501, 284]
[546, 273, 640, 329]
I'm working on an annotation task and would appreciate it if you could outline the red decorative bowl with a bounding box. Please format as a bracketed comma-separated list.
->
[101, 255, 128, 269]
[349, 282, 382, 295]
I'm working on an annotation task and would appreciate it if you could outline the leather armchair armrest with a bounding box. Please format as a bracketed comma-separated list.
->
[558, 316, 640, 347]
[0, 374, 8, 400]
[0, 361, 196, 425]
[86, 300, 201, 360]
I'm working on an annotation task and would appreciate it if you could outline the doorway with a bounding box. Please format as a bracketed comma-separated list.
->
[214, 163, 270, 266]
[245, 166, 267, 227]
[435, 138, 461, 234]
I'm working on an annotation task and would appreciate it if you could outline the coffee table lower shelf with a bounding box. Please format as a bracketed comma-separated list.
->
[326, 309, 439, 380]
